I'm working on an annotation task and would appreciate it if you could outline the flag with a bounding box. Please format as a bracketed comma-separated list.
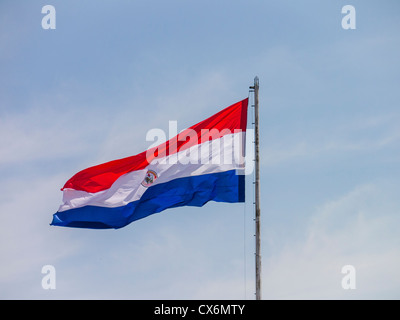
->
[51, 98, 248, 229]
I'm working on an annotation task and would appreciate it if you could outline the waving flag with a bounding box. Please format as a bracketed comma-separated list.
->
[51, 98, 248, 229]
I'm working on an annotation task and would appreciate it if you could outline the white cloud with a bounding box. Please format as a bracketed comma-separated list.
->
[0, 106, 106, 168]
[263, 112, 400, 166]
[0, 173, 81, 299]
[263, 182, 400, 299]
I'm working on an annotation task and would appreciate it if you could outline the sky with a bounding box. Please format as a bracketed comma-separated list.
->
[1, 0, 400, 299]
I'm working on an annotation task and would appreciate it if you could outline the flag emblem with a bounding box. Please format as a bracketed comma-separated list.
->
[141, 170, 158, 187]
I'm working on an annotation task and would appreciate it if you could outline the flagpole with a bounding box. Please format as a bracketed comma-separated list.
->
[251, 76, 261, 300]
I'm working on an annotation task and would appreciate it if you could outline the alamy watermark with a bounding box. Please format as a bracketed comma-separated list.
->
[342, 5, 356, 30]
[145, 121, 255, 175]
[41, 265, 56, 290]
[41, 5, 356, 31]
[41, 5, 56, 30]
[341, 265, 356, 290]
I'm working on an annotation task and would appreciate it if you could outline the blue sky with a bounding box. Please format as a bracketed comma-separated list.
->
[1, 0, 400, 299]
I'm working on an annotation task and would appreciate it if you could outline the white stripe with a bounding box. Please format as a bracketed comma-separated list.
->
[58, 132, 245, 212]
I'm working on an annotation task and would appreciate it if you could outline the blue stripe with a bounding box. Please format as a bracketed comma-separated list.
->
[51, 170, 245, 229]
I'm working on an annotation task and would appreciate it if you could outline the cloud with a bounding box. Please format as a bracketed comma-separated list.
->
[263, 182, 400, 299]
[0, 105, 108, 169]
[262, 112, 400, 166]
[0, 173, 81, 299]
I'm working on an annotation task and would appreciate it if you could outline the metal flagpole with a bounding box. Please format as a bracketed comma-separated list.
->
[250, 76, 261, 300]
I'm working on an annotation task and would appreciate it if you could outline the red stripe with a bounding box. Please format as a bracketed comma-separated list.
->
[62, 98, 248, 193]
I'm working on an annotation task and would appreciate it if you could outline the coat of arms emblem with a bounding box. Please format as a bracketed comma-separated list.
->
[141, 170, 158, 187]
